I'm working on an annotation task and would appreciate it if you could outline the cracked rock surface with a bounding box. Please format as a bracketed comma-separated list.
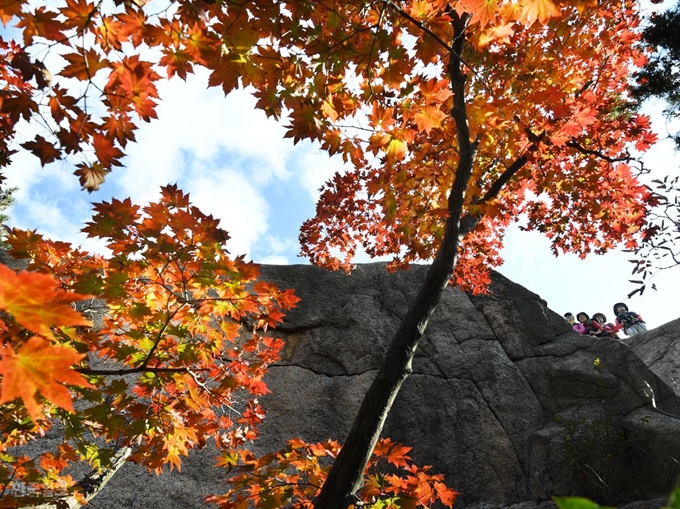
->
[629, 320, 680, 397]
[90, 263, 680, 508]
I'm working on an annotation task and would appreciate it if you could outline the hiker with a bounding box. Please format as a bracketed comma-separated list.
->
[613, 302, 647, 336]
[592, 312, 620, 339]
[564, 312, 575, 325]
[573, 312, 598, 335]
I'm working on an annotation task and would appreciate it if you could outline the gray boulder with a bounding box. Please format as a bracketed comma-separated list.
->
[35, 263, 680, 508]
[628, 319, 680, 397]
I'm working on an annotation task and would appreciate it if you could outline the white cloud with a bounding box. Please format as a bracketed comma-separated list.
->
[264, 236, 298, 255]
[113, 71, 295, 204]
[187, 166, 270, 258]
[95, 69, 337, 264]
[258, 255, 291, 265]
[294, 145, 348, 202]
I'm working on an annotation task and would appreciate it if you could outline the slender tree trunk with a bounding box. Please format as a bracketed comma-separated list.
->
[313, 13, 475, 509]
[27, 446, 131, 509]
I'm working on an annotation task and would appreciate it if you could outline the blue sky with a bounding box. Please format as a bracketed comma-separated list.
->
[2, 2, 679, 331]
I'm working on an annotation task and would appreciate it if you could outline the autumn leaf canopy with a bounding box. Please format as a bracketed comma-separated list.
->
[0, 0, 657, 289]
[0, 186, 299, 487]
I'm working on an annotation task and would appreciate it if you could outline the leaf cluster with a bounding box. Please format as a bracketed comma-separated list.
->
[625, 174, 680, 297]
[209, 438, 456, 508]
[0, 185, 299, 502]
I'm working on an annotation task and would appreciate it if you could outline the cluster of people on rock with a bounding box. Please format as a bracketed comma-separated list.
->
[563, 303, 647, 339]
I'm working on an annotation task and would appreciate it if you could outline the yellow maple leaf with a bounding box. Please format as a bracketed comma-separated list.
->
[320, 97, 339, 122]
[0, 336, 94, 419]
[386, 138, 407, 162]
[408, 0, 434, 20]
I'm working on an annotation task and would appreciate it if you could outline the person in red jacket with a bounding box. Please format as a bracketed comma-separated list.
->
[592, 312, 621, 339]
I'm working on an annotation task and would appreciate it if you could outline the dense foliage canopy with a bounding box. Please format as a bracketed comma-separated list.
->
[0, 0, 659, 289]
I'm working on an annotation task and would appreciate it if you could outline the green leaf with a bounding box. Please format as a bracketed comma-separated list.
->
[553, 497, 615, 509]
[666, 477, 680, 509]
[102, 271, 129, 299]
[73, 271, 104, 295]
[129, 302, 152, 319]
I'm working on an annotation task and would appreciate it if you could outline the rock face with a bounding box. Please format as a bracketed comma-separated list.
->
[85, 263, 680, 508]
[629, 319, 680, 398]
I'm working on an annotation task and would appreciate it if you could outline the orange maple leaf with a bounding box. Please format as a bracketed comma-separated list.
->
[572, 106, 598, 127]
[459, 0, 499, 28]
[14, 6, 66, 45]
[0, 0, 23, 27]
[555, 107, 598, 139]
[0, 336, 94, 419]
[102, 111, 136, 147]
[159, 48, 194, 80]
[520, 0, 559, 25]
[60, 0, 97, 32]
[61, 49, 109, 80]
[92, 133, 124, 168]
[0, 263, 93, 338]
[435, 481, 459, 508]
[413, 106, 447, 134]
[478, 23, 515, 47]
[385, 443, 412, 468]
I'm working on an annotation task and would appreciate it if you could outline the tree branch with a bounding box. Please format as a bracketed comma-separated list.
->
[77, 366, 194, 375]
[565, 140, 631, 163]
[382, 0, 450, 52]
[479, 155, 529, 205]
[382, 0, 494, 94]
[22, 447, 131, 509]
[459, 153, 530, 235]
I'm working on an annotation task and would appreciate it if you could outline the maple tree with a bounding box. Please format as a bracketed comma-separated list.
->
[0, 185, 455, 509]
[0, 185, 299, 506]
[0, 0, 664, 507]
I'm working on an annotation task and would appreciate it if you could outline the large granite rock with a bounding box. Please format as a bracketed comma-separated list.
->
[628, 319, 680, 397]
[63, 264, 680, 507]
